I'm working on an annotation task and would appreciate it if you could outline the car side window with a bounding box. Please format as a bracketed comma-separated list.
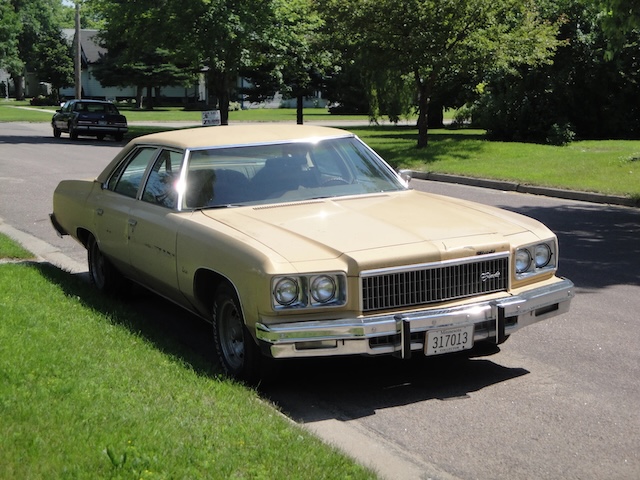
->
[141, 150, 184, 208]
[107, 147, 158, 198]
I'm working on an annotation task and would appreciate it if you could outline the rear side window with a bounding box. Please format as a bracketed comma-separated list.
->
[107, 147, 158, 198]
[141, 150, 184, 208]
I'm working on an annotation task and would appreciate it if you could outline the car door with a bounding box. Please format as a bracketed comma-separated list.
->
[128, 149, 186, 302]
[91, 146, 160, 276]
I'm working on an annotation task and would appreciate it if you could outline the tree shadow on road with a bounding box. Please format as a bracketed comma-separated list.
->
[497, 202, 640, 290]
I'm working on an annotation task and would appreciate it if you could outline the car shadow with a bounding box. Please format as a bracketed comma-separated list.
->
[33, 262, 528, 421]
[0, 132, 123, 146]
[260, 353, 528, 421]
[33, 263, 218, 376]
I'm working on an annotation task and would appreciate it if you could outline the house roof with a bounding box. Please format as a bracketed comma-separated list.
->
[62, 29, 105, 64]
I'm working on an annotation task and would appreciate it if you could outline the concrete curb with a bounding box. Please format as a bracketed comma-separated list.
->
[410, 171, 640, 208]
[0, 218, 87, 274]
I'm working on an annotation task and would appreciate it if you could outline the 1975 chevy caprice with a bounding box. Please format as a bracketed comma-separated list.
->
[51, 125, 574, 381]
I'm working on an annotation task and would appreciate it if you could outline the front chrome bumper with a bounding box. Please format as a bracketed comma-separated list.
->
[256, 278, 574, 359]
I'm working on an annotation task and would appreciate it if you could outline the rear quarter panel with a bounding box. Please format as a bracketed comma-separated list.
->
[52, 180, 98, 243]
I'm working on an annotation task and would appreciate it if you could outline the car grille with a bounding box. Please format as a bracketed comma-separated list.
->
[361, 254, 509, 312]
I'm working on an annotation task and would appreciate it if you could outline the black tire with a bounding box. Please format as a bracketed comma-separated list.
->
[114, 133, 124, 142]
[69, 123, 78, 140]
[87, 236, 122, 294]
[212, 284, 262, 382]
[97, 134, 105, 141]
[53, 126, 61, 138]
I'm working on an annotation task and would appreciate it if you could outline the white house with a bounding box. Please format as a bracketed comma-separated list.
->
[59, 29, 203, 102]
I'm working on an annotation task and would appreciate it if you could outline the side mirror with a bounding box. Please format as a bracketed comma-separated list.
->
[398, 169, 413, 186]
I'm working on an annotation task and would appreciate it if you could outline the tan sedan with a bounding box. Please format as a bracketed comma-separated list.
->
[51, 125, 574, 381]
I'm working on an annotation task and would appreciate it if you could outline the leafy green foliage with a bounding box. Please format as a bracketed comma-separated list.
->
[318, 0, 562, 147]
[473, 0, 640, 143]
[0, 0, 22, 73]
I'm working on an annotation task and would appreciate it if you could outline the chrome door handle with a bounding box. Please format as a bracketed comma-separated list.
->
[96, 208, 103, 216]
[128, 219, 137, 226]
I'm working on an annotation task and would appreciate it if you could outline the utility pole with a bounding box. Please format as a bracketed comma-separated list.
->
[74, 2, 82, 99]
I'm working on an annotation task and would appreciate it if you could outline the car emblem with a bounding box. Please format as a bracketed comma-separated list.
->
[481, 271, 501, 282]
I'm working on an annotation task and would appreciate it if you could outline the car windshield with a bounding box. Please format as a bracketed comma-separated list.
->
[182, 137, 407, 209]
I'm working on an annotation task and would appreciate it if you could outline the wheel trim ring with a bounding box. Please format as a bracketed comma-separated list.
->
[219, 300, 245, 371]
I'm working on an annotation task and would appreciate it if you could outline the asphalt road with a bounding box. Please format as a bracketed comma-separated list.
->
[1, 122, 639, 480]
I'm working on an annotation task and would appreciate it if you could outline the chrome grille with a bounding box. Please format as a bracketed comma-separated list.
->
[361, 254, 509, 312]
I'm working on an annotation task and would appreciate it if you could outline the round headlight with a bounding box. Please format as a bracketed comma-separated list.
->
[273, 277, 299, 305]
[310, 275, 336, 303]
[515, 249, 532, 273]
[534, 244, 552, 268]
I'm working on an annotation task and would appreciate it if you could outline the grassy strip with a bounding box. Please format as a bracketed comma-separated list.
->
[0, 234, 34, 260]
[0, 236, 374, 479]
[352, 126, 640, 199]
[0, 100, 372, 123]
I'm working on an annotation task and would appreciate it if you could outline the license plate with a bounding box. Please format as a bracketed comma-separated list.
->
[98, 120, 107, 125]
[425, 325, 474, 356]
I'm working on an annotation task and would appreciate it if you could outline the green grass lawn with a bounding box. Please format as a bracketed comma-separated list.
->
[0, 234, 375, 479]
[3, 99, 639, 199]
[353, 127, 640, 199]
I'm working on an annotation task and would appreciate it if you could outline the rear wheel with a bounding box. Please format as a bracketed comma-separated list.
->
[212, 284, 261, 383]
[87, 236, 123, 294]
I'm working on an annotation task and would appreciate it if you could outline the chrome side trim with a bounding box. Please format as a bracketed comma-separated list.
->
[256, 278, 574, 359]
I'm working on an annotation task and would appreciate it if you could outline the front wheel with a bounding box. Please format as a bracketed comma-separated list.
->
[69, 123, 78, 140]
[212, 284, 261, 383]
[53, 126, 61, 138]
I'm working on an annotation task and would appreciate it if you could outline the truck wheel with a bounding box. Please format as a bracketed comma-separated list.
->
[69, 123, 78, 140]
[212, 283, 261, 383]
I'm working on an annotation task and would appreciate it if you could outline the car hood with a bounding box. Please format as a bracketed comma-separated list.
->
[203, 190, 548, 267]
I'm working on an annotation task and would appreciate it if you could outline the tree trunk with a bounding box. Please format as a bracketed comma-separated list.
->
[135, 86, 143, 109]
[428, 99, 444, 129]
[12, 74, 24, 101]
[297, 95, 304, 124]
[415, 72, 430, 148]
[145, 85, 154, 110]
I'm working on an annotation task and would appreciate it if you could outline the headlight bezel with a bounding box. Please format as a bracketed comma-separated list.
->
[514, 240, 557, 279]
[272, 272, 347, 310]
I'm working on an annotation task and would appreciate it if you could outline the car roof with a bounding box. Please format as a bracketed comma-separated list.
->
[128, 124, 354, 150]
[67, 99, 114, 104]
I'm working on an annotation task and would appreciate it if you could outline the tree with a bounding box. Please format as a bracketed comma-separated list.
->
[89, 0, 196, 109]
[7, 0, 68, 99]
[475, 0, 640, 142]
[0, 0, 22, 91]
[600, 0, 640, 53]
[172, 0, 279, 124]
[33, 30, 74, 102]
[240, 0, 329, 124]
[319, 0, 562, 147]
